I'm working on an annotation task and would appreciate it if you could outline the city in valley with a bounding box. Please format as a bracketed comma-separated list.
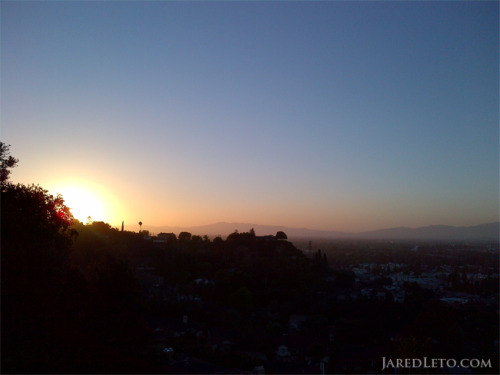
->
[3, 193, 499, 373]
[75, 224, 500, 374]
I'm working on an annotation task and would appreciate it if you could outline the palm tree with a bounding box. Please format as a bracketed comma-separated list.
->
[138, 221, 142, 233]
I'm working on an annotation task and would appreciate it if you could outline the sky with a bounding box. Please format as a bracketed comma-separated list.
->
[1, 1, 498, 232]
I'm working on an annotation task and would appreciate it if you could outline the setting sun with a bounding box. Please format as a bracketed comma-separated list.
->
[56, 186, 105, 223]
[46, 179, 111, 224]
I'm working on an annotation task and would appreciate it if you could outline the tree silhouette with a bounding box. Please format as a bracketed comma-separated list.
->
[2, 181, 77, 372]
[2, 183, 75, 248]
[0, 142, 18, 186]
[276, 231, 288, 240]
[179, 231, 192, 241]
[138, 221, 142, 232]
[2, 152, 155, 372]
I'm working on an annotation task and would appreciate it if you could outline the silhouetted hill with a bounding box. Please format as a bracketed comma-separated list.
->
[356, 222, 499, 241]
[148, 222, 499, 242]
[147, 222, 333, 238]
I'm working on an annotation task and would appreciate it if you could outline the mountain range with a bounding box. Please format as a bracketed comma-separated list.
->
[146, 221, 499, 242]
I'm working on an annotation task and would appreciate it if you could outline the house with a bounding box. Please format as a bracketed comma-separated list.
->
[158, 232, 176, 241]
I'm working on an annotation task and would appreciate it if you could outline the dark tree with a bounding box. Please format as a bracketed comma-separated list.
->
[212, 235, 224, 246]
[2, 182, 77, 372]
[2, 183, 75, 249]
[0, 142, 19, 186]
[227, 229, 239, 241]
[276, 231, 288, 240]
[179, 231, 192, 241]
[1, 146, 74, 274]
[2, 178, 154, 372]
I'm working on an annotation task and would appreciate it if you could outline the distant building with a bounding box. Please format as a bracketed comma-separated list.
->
[154, 232, 176, 243]
[158, 232, 176, 240]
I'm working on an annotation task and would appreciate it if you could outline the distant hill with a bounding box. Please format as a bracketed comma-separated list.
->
[356, 222, 499, 241]
[146, 221, 499, 242]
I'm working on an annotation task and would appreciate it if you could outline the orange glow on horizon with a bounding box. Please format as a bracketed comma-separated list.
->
[47, 179, 120, 225]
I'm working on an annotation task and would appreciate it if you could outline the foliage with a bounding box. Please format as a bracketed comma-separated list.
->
[1, 150, 154, 373]
[226, 228, 257, 244]
[179, 231, 192, 241]
[2, 183, 75, 263]
[0, 142, 19, 186]
[276, 230, 287, 240]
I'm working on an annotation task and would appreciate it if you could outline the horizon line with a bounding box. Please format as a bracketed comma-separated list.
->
[115, 220, 499, 234]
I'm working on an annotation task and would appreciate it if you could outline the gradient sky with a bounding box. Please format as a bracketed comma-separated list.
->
[2, 1, 498, 232]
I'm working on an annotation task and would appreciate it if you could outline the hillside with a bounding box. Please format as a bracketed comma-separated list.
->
[146, 222, 499, 242]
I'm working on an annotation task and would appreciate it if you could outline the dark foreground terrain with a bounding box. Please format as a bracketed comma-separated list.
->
[2, 191, 498, 374]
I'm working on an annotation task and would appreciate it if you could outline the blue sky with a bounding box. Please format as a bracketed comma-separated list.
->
[2, 1, 498, 231]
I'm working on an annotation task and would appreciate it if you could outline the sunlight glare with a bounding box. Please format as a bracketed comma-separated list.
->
[51, 185, 106, 223]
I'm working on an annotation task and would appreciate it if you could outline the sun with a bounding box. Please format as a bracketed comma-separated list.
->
[51, 184, 106, 223]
